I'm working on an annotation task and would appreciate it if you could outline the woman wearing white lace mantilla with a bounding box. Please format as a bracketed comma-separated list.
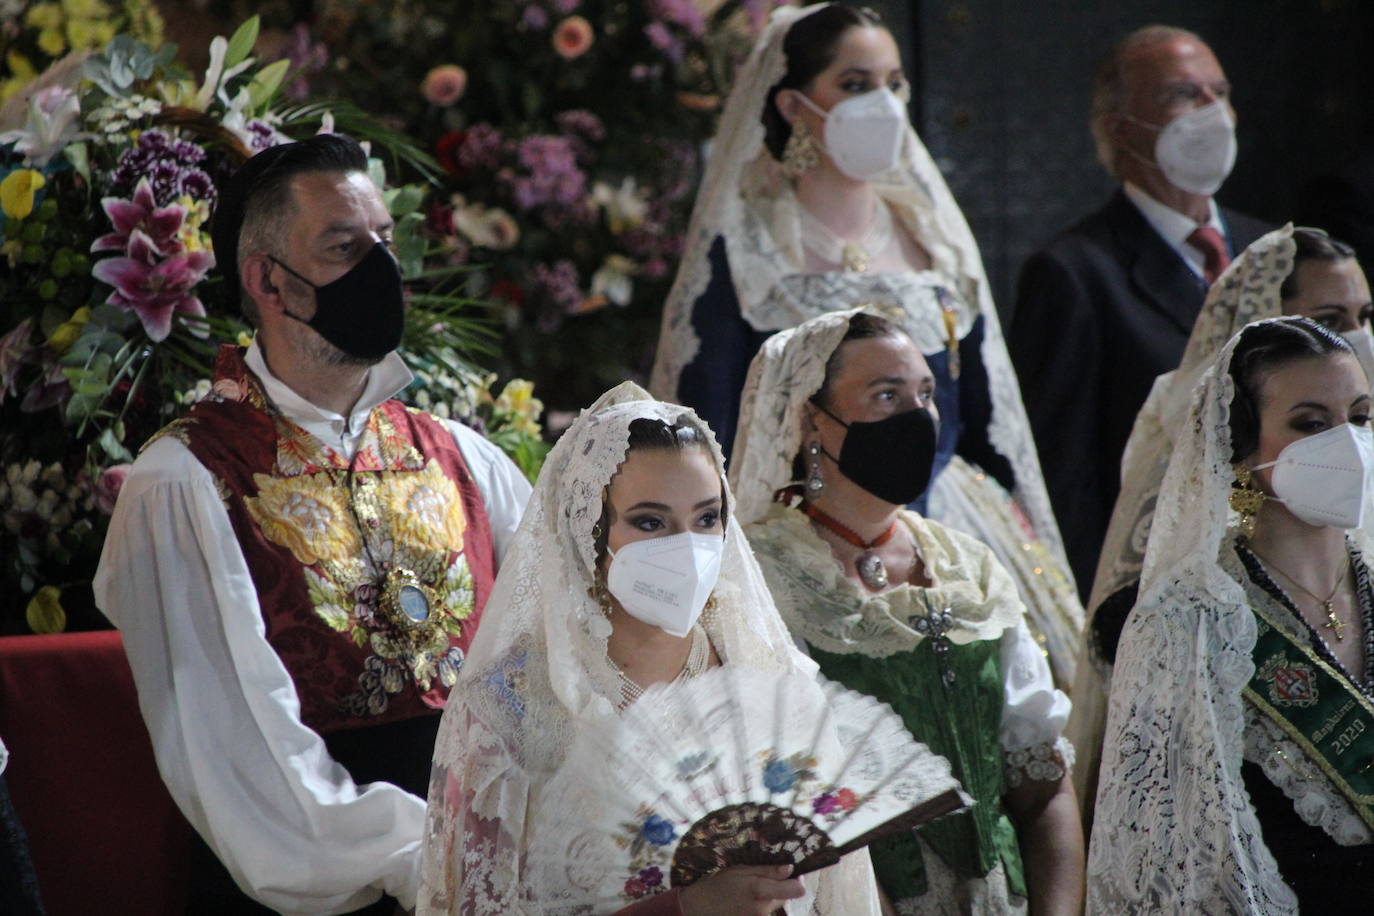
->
[730, 308, 1083, 915]
[1071, 227, 1374, 826]
[417, 382, 884, 915]
[650, 2, 1081, 686]
[1090, 317, 1374, 913]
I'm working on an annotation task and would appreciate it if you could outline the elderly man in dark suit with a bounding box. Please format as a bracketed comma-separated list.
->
[1009, 24, 1271, 598]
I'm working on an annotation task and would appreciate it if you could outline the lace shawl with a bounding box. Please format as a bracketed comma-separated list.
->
[1068, 227, 1297, 813]
[417, 382, 879, 914]
[650, 3, 1065, 561]
[1087, 319, 1322, 914]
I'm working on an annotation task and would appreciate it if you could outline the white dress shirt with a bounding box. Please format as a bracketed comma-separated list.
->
[1123, 180, 1227, 279]
[93, 341, 530, 913]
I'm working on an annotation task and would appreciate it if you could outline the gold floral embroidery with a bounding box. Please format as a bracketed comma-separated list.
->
[275, 418, 339, 477]
[245, 472, 360, 566]
[382, 459, 467, 554]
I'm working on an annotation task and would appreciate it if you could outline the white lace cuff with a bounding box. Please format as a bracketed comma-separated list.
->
[1003, 736, 1074, 789]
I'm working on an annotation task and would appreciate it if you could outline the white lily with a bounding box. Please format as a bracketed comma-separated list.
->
[194, 35, 255, 112]
[591, 254, 637, 307]
[0, 86, 89, 167]
[591, 177, 649, 234]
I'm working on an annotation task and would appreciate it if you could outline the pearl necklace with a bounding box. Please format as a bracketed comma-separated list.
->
[797, 197, 895, 272]
[615, 623, 710, 706]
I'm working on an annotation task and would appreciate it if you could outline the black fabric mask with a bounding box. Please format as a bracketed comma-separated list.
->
[272, 241, 405, 361]
[815, 402, 938, 505]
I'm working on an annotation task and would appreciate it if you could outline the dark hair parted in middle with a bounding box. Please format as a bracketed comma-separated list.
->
[1228, 316, 1354, 461]
[592, 416, 722, 567]
[1278, 228, 1359, 301]
[761, 4, 885, 161]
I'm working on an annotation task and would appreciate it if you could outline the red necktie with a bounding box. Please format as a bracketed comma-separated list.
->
[1187, 225, 1231, 286]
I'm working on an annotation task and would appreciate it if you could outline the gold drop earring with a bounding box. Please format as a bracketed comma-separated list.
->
[1229, 463, 1267, 540]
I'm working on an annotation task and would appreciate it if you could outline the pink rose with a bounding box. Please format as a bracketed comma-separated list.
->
[552, 16, 594, 59]
[421, 65, 468, 107]
[95, 464, 132, 515]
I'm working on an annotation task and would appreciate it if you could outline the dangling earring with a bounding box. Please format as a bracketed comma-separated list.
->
[782, 120, 821, 180]
[1230, 463, 1266, 540]
[806, 440, 825, 495]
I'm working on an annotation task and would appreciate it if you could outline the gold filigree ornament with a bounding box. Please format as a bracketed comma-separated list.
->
[379, 565, 440, 637]
[781, 119, 821, 181]
[1230, 463, 1267, 540]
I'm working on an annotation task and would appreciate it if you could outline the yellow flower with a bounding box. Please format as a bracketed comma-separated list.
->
[26, 585, 66, 634]
[383, 460, 467, 554]
[0, 169, 46, 220]
[37, 27, 65, 57]
[495, 379, 539, 417]
[47, 306, 91, 354]
[237, 330, 255, 347]
[245, 473, 360, 566]
[24, 3, 62, 29]
[0, 53, 38, 104]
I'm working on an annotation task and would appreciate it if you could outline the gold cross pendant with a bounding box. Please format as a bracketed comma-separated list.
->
[1323, 602, 1347, 641]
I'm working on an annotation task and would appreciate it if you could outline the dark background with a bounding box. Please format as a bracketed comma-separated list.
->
[892, 0, 1374, 323]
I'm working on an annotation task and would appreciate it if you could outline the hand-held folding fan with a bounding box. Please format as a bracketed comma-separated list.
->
[528, 665, 968, 911]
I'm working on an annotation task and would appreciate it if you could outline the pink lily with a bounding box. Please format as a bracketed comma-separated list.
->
[91, 229, 214, 342]
[90, 177, 187, 255]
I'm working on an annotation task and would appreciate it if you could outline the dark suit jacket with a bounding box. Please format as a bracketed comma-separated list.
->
[1009, 189, 1272, 597]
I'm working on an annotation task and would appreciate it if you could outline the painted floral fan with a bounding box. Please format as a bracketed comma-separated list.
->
[527, 665, 968, 911]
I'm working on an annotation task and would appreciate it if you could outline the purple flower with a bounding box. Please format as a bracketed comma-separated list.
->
[812, 792, 839, 815]
[457, 123, 508, 172]
[91, 178, 187, 256]
[643, 22, 683, 63]
[637, 865, 664, 887]
[91, 230, 214, 342]
[531, 259, 584, 327]
[278, 23, 330, 101]
[109, 130, 216, 207]
[649, 0, 706, 37]
[507, 135, 586, 211]
[520, 4, 549, 30]
[552, 0, 581, 11]
[554, 109, 605, 142]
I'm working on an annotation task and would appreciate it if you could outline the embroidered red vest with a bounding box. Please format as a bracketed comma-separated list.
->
[156, 345, 497, 734]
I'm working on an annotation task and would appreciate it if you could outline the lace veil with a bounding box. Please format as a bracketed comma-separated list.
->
[1086, 319, 1302, 913]
[728, 307, 855, 525]
[1086, 225, 1297, 630]
[649, 2, 1064, 558]
[418, 382, 875, 914]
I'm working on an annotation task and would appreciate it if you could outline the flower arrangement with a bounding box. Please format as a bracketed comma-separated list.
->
[213, 0, 783, 410]
[0, 16, 540, 634]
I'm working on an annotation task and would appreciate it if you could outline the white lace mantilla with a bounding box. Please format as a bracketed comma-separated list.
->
[418, 382, 881, 914]
[1086, 321, 1366, 915]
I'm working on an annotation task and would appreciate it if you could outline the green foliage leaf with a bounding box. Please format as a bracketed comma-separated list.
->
[63, 143, 90, 184]
[246, 59, 291, 112]
[385, 185, 426, 219]
[225, 16, 261, 69]
[97, 427, 133, 463]
[394, 211, 427, 280]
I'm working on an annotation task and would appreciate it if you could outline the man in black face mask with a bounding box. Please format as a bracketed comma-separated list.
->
[93, 134, 532, 914]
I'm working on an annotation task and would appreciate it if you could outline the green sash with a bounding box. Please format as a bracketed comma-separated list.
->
[1244, 603, 1374, 831]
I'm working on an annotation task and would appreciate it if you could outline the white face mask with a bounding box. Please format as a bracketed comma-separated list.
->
[1341, 327, 1374, 385]
[796, 87, 907, 181]
[1125, 99, 1237, 195]
[605, 531, 724, 637]
[1254, 422, 1374, 529]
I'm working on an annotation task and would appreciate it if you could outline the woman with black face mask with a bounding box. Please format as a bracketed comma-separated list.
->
[731, 309, 1084, 915]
